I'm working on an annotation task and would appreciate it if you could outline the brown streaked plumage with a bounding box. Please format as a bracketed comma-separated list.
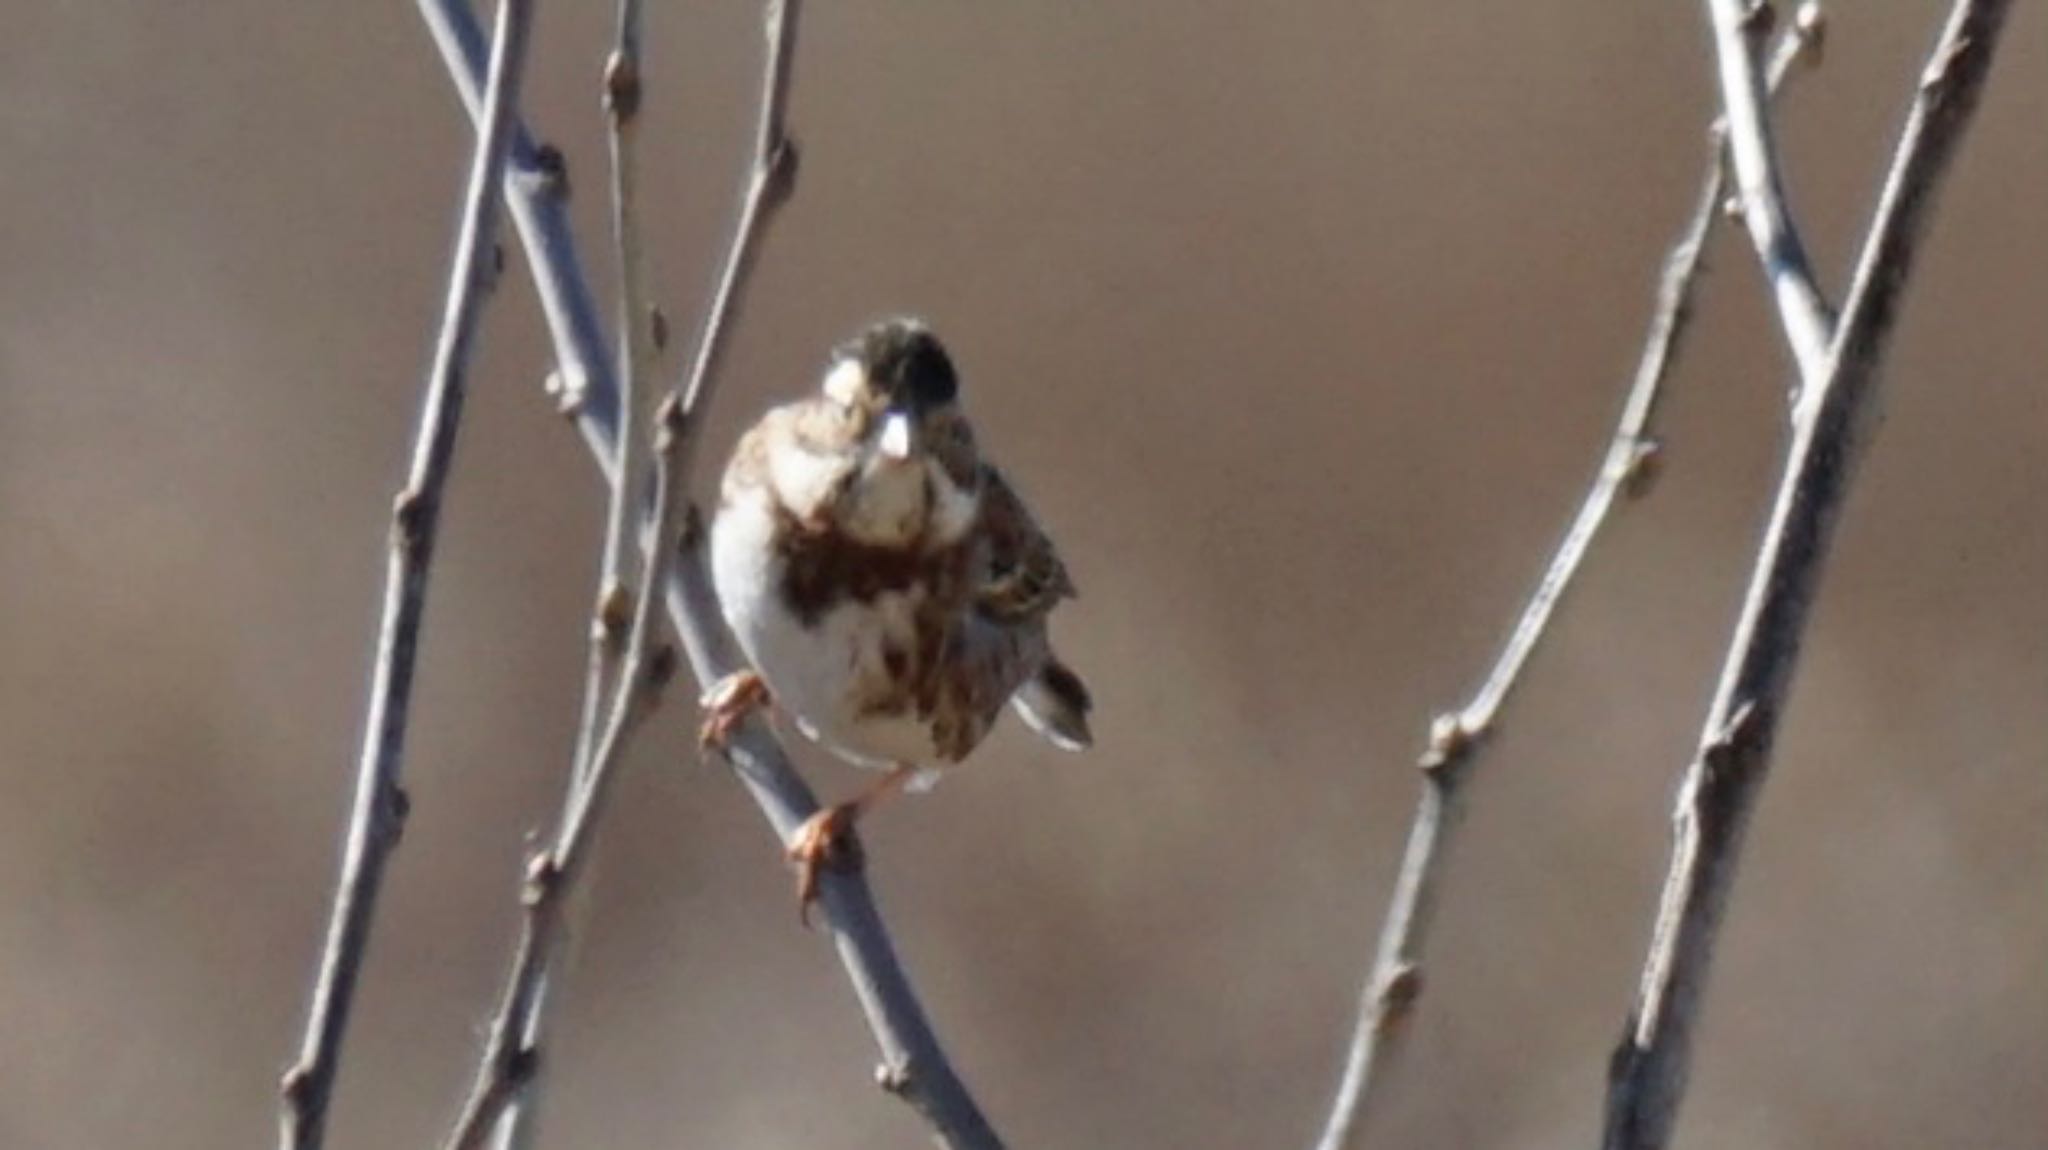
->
[703, 318, 1090, 917]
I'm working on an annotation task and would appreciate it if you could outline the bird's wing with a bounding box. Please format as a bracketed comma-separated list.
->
[974, 464, 1075, 622]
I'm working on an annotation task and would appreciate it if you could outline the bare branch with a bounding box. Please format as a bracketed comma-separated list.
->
[1310, 21, 1827, 1150]
[418, 0, 1003, 1145]
[453, 7, 662, 1150]
[667, 545, 1006, 1149]
[415, 0, 620, 447]
[569, 0, 654, 788]
[440, 386, 685, 1150]
[1706, 0, 1837, 386]
[666, 0, 802, 486]
[275, 4, 536, 1149]
[1603, 4, 2012, 1148]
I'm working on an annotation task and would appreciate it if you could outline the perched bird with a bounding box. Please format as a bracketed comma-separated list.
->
[704, 317, 1092, 913]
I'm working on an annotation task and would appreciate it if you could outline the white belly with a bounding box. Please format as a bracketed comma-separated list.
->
[709, 493, 943, 767]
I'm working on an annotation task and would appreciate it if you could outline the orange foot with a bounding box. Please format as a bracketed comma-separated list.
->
[698, 670, 770, 752]
[786, 803, 863, 926]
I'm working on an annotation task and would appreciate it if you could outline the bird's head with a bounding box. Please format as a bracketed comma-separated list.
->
[813, 317, 980, 546]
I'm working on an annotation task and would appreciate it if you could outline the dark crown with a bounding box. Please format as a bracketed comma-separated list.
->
[857, 318, 958, 409]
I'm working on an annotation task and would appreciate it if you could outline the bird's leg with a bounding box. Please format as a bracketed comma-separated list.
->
[698, 669, 771, 751]
[787, 762, 922, 925]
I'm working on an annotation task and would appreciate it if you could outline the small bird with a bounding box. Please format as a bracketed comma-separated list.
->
[704, 317, 1092, 914]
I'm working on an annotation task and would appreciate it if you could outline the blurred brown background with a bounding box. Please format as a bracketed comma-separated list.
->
[2, 3, 2044, 1147]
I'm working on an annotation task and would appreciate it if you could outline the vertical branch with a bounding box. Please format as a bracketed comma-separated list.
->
[1602, 4, 2011, 1148]
[569, 0, 653, 784]
[416, 1, 1005, 1144]
[468, 9, 659, 1150]
[1706, 0, 1836, 385]
[1310, 23, 1824, 1150]
[275, 3, 537, 1148]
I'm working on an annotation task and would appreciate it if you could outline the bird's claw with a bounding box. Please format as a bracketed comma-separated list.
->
[786, 804, 863, 927]
[698, 670, 770, 752]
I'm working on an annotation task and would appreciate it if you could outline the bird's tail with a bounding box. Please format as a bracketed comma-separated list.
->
[1011, 657, 1093, 752]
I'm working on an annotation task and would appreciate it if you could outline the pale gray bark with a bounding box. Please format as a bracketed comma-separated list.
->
[1313, 20, 1825, 1150]
[419, 0, 1004, 1145]
[1602, 3, 2014, 1147]
[276, 4, 536, 1148]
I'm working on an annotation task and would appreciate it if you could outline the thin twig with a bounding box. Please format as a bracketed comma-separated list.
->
[1603, 4, 2011, 1148]
[570, 0, 653, 784]
[1707, 0, 1837, 386]
[440, 385, 684, 1150]
[415, 0, 621, 447]
[416, 2, 1004, 1143]
[276, 3, 536, 1149]
[667, 0, 802, 487]
[464, 8, 659, 1150]
[1309, 23, 1825, 1150]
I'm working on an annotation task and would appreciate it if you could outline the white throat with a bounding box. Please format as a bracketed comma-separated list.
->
[836, 455, 979, 548]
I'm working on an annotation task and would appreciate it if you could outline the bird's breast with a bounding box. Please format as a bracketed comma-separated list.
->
[709, 492, 961, 767]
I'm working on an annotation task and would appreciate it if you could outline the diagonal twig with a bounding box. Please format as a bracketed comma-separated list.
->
[275, 3, 537, 1148]
[439, 348, 685, 1150]
[1602, 4, 2012, 1148]
[418, 0, 1004, 1145]
[1310, 19, 1825, 1150]
[446, 7, 664, 1150]
[1707, 0, 1837, 387]
[415, 1, 620, 449]
[665, 0, 802, 488]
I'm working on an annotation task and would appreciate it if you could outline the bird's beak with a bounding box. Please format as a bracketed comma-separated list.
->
[877, 410, 916, 462]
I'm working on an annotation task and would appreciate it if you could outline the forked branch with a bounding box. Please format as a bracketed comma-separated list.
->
[1706, 0, 1837, 385]
[1311, 20, 1824, 1150]
[442, 0, 798, 1144]
[276, 3, 536, 1149]
[1602, 4, 2012, 1148]
[417, 0, 1004, 1145]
